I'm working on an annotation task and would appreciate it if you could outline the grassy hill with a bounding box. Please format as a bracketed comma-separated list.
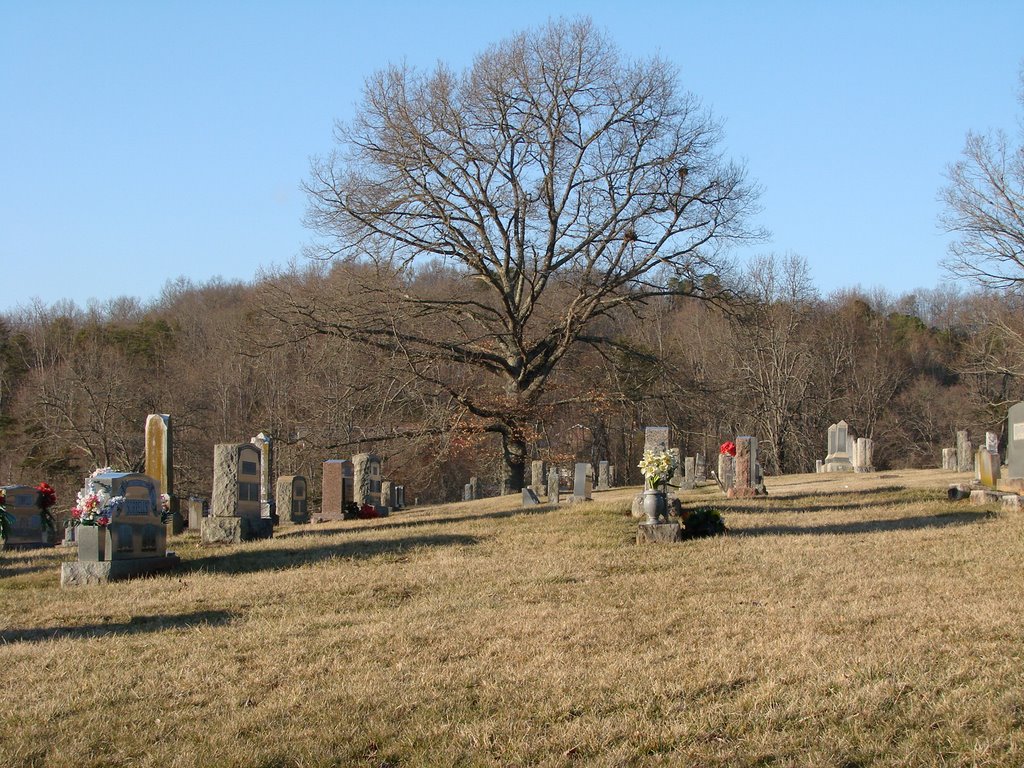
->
[2, 469, 1023, 767]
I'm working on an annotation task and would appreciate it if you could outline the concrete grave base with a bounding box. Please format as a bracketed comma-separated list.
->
[1001, 494, 1022, 512]
[61, 553, 180, 587]
[201, 516, 273, 545]
[969, 489, 1001, 506]
[636, 522, 682, 544]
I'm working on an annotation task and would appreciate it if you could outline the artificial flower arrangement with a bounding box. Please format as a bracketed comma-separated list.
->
[160, 493, 173, 524]
[719, 441, 737, 457]
[70, 467, 115, 527]
[638, 450, 676, 490]
[35, 481, 57, 533]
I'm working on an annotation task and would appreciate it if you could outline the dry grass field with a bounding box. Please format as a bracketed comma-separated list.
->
[2, 468, 1023, 767]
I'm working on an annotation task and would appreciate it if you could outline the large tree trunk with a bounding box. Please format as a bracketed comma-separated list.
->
[499, 430, 527, 495]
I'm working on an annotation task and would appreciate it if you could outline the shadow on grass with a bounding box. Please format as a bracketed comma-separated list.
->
[183, 532, 481, 576]
[763, 485, 908, 503]
[0, 609, 238, 645]
[731, 510, 991, 538]
[276, 505, 554, 541]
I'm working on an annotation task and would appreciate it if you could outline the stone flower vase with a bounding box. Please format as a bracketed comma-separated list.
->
[77, 524, 109, 562]
[642, 489, 666, 524]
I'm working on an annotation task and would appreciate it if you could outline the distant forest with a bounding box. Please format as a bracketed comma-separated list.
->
[1, 252, 1020, 508]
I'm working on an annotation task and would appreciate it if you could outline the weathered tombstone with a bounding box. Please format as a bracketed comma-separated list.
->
[1006, 403, 1024, 480]
[380, 480, 394, 513]
[321, 460, 354, 520]
[853, 437, 874, 473]
[941, 447, 957, 471]
[61, 472, 179, 586]
[608, 464, 616, 487]
[956, 430, 973, 473]
[681, 457, 696, 491]
[667, 448, 684, 489]
[824, 421, 853, 472]
[530, 460, 547, 497]
[597, 461, 610, 491]
[145, 414, 182, 535]
[187, 496, 207, 531]
[276, 476, 308, 525]
[463, 484, 472, 502]
[395, 485, 406, 509]
[547, 467, 561, 504]
[694, 453, 706, 483]
[728, 436, 758, 498]
[815, 459, 823, 474]
[572, 462, 592, 501]
[1, 485, 51, 548]
[986, 431, 999, 454]
[643, 426, 672, 455]
[250, 432, 274, 520]
[977, 449, 1000, 489]
[202, 443, 272, 544]
[521, 488, 540, 506]
[468, 476, 479, 501]
[352, 453, 383, 511]
[717, 452, 735, 492]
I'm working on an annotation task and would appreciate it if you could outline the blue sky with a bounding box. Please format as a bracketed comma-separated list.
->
[2, 1, 1022, 313]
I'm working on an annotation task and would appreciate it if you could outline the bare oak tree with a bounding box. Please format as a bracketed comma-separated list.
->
[940, 71, 1024, 289]
[290, 17, 760, 492]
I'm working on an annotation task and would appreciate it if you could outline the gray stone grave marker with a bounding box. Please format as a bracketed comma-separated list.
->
[573, 462, 592, 501]
[597, 461, 610, 491]
[1006, 403, 1024, 479]
[202, 443, 272, 543]
[1, 485, 51, 548]
[547, 467, 561, 504]
[250, 432, 274, 520]
[824, 421, 853, 472]
[352, 453, 383, 512]
[956, 430, 973, 473]
[276, 476, 308, 525]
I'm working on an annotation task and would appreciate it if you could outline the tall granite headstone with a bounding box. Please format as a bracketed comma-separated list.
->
[572, 462, 592, 501]
[202, 443, 272, 543]
[597, 461, 610, 491]
[276, 476, 308, 525]
[644, 426, 672, 455]
[547, 467, 561, 504]
[956, 430, 973, 473]
[321, 460, 354, 520]
[728, 436, 757, 498]
[250, 432, 274, 520]
[352, 453, 383, 511]
[530, 460, 547, 497]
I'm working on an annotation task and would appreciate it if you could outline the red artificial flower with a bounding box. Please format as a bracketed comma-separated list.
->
[719, 441, 737, 457]
[36, 482, 57, 509]
[358, 503, 378, 519]
[71, 508, 82, 520]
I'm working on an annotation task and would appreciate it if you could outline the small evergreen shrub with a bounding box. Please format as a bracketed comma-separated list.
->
[682, 506, 726, 539]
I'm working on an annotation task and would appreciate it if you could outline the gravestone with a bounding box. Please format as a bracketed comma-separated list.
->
[956, 430, 973, 473]
[250, 432, 274, 520]
[667, 448, 684, 489]
[380, 480, 394, 513]
[394, 485, 406, 509]
[547, 467, 561, 504]
[522, 488, 540, 506]
[530, 460, 547, 497]
[986, 431, 999, 454]
[321, 460, 354, 520]
[145, 414, 182, 535]
[941, 448, 957, 471]
[187, 496, 207, 531]
[853, 437, 874, 473]
[977, 449, 1000, 489]
[1007, 403, 1024, 480]
[468, 476, 479, 501]
[202, 443, 272, 544]
[681, 457, 696, 491]
[276, 476, 308, 525]
[717, 452, 735, 492]
[728, 436, 758, 498]
[352, 453, 383, 511]
[61, 472, 180, 586]
[1, 485, 51, 548]
[572, 463, 592, 501]
[643, 426, 672, 455]
[463, 484, 472, 502]
[694, 453, 706, 483]
[824, 421, 853, 472]
[815, 459, 823, 473]
[597, 461, 610, 491]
